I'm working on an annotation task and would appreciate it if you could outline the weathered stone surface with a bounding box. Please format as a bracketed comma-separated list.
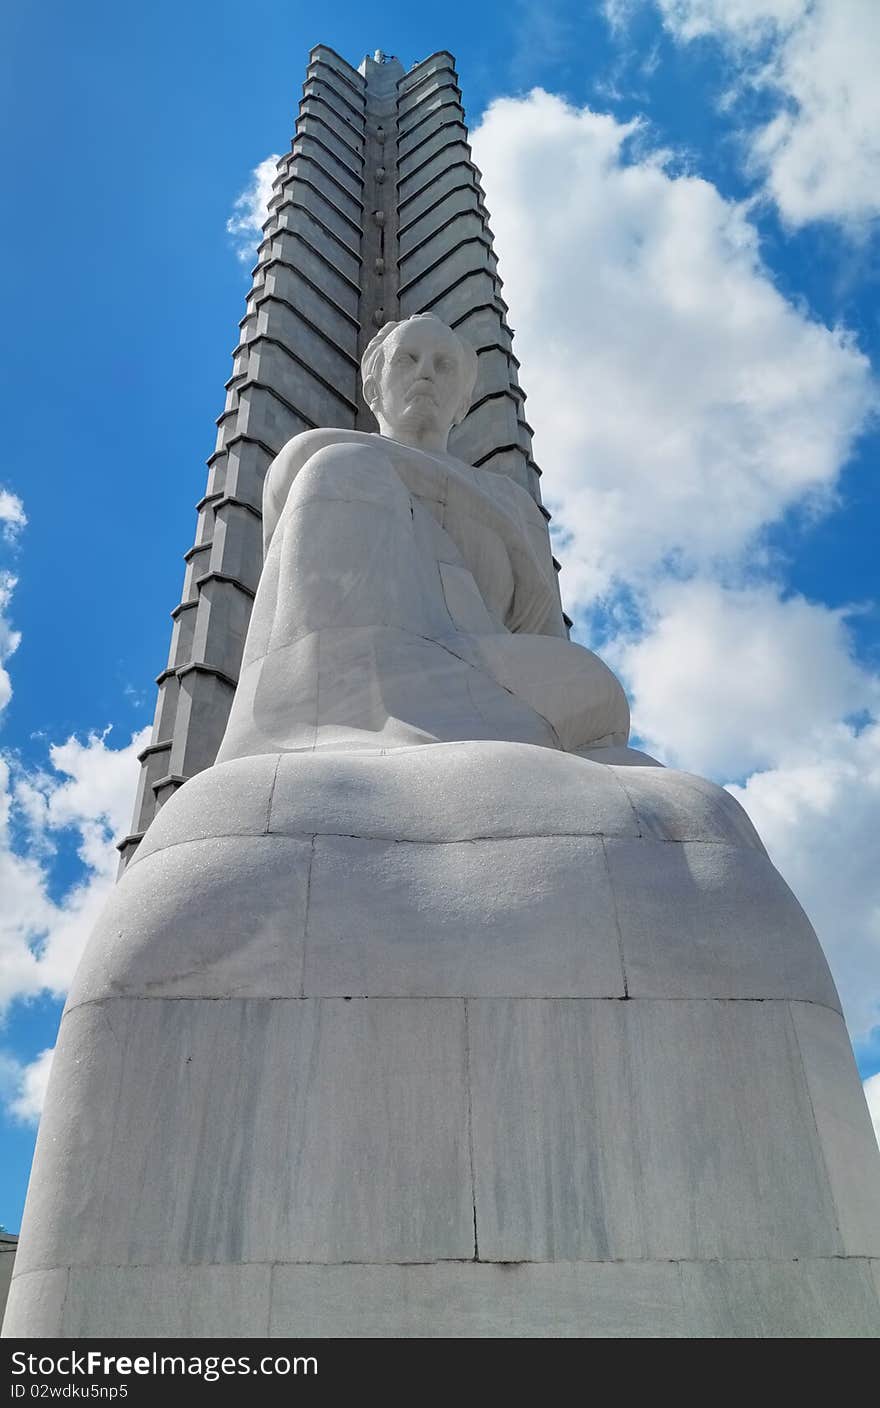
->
[579, 744, 662, 766]
[618, 998, 845, 1260]
[612, 765, 765, 849]
[606, 838, 840, 1005]
[12, 1004, 124, 1278]
[15, 997, 473, 1275]
[790, 1001, 880, 1256]
[9, 1257, 877, 1339]
[69, 835, 312, 1006]
[303, 833, 625, 997]
[469, 998, 842, 1263]
[269, 1260, 687, 1338]
[269, 741, 640, 842]
[681, 1258, 880, 1339]
[62, 1265, 272, 1340]
[469, 999, 639, 1262]
[0, 1269, 68, 1339]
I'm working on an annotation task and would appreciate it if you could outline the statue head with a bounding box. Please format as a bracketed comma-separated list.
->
[361, 314, 479, 453]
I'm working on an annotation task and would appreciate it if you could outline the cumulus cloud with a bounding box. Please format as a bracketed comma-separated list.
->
[729, 725, 880, 1041]
[0, 516, 149, 1118]
[650, 0, 880, 230]
[0, 725, 149, 1013]
[0, 489, 26, 544]
[608, 578, 878, 777]
[4, 1047, 54, 1125]
[865, 1072, 880, 1149]
[227, 153, 282, 262]
[0, 487, 25, 717]
[471, 90, 874, 606]
[0, 572, 21, 718]
[649, 0, 806, 43]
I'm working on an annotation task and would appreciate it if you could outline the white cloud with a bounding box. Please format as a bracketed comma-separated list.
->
[3, 1047, 54, 1125]
[652, 0, 880, 230]
[651, 0, 806, 43]
[729, 726, 880, 1041]
[0, 489, 26, 544]
[0, 552, 149, 1097]
[0, 572, 21, 717]
[0, 725, 149, 1013]
[471, 90, 874, 607]
[865, 1072, 880, 1150]
[0, 488, 24, 716]
[608, 578, 877, 777]
[226, 153, 282, 262]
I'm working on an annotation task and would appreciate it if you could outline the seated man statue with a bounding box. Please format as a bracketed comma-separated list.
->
[216, 312, 631, 764]
[7, 316, 878, 1343]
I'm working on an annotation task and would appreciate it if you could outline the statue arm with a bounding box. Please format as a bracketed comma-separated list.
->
[471, 468, 568, 638]
[262, 428, 357, 557]
[263, 431, 567, 639]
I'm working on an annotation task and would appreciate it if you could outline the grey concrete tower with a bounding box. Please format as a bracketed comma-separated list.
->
[120, 45, 565, 866]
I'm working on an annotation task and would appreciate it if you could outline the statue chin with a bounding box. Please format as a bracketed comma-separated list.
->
[378, 408, 448, 445]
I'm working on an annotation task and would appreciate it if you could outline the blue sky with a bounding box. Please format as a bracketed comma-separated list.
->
[1, 0, 879, 1230]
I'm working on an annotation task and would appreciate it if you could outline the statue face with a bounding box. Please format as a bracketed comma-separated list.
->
[373, 320, 467, 441]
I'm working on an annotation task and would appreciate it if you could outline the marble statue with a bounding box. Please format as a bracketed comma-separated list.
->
[216, 313, 629, 765]
[5, 316, 879, 1341]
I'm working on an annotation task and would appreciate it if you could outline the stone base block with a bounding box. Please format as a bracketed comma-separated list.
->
[5, 745, 879, 1339]
[6, 1259, 879, 1339]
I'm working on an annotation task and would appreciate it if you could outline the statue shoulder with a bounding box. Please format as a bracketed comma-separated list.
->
[263, 429, 372, 553]
[270, 426, 364, 472]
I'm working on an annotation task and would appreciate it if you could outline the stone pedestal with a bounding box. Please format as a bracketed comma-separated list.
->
[5, 744, 879, 1338]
